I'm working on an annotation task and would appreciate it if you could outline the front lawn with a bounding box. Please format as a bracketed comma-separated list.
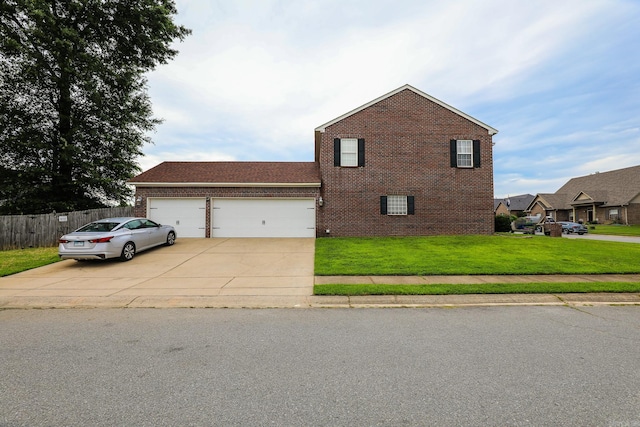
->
[315, 235, 640, 276]
[0, 247, 59, 277]
[588, 224, 640, 236]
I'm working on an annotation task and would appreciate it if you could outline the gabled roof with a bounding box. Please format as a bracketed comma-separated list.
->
[526, 193, 567, 211]
[554, 165, 640, 208]
[129, 161, 321, 187]
[314, 84, 498, 135]
[570, 190, 608, 205]
[495, 194, 534, 211]
[505, 194, 534, 211]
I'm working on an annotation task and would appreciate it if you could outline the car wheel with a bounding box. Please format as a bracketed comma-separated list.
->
[120, 242, 136, 261]
[166, 231, 176, 246]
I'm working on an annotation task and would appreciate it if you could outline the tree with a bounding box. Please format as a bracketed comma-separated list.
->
[0, 0, 190, 214]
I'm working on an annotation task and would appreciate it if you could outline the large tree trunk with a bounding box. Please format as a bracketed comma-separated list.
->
[53, 66, 76, 210]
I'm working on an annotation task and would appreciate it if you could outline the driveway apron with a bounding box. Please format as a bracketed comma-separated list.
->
[0, 238, 315, 308]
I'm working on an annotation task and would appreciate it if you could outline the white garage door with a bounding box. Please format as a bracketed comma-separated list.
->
[148, 198, 206, 238]
[212, 198, 316, 238]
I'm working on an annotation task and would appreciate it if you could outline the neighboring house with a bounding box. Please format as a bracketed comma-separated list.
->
[129, 84, 498, 238]
[494, 194, 534, 217]
[526, 165, 640, 225]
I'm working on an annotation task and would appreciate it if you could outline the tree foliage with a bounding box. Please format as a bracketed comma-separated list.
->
[495, 214, 515, 233]
[0, 0, 190, 214]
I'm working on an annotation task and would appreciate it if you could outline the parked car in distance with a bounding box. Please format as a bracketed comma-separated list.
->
[558, 221, 589, 235]
[59, 217, 176, 261]
[535, 216, 556, 233]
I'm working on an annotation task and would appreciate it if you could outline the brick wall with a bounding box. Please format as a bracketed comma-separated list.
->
[495, 204, 509, 216]
[626, 204, 640, 225]
[317, 89, 495, 237]
[134, 186, 319, 237]
[529, 203, 546, 218]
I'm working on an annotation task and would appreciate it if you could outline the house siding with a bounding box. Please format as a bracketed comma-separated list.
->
[316, 89, 494, 237]
[134, 186, 320, 238]
[627, 204, 640, 225]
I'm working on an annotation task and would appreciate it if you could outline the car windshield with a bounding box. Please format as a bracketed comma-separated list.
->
[76, 222, 120, 232]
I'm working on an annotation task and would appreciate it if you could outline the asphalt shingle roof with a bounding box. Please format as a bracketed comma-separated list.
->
[533, 193, 568, 210]
[129, 161, 321, 185]
[494, 194, 534, 211]
[554, 165, 640, 207]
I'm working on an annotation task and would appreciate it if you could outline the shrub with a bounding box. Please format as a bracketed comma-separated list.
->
[495, 214, 514, 232]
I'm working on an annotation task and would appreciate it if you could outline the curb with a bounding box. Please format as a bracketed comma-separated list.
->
[1, 293, 639, 309]
[310, 293, 640, 308]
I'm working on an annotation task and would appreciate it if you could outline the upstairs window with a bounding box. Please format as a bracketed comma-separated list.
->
[334, 138, 365, 167]
[450, 139, 481, 168]
[457, 140, 473, 167]
[341, 138, 358, 167]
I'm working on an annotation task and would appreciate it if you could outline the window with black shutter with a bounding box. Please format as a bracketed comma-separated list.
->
[334, 138, 365, 167]
[450, 139, 481, 168]
[380, 195, 414, 215]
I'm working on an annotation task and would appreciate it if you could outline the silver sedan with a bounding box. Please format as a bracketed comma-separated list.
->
[59, 217, 176, 261]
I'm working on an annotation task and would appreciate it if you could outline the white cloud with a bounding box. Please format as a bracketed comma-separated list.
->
[137, 149, 236, 173]
[142, 0, 640, 199]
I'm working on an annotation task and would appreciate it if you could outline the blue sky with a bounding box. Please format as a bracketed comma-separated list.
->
[144, 0, 640, 198]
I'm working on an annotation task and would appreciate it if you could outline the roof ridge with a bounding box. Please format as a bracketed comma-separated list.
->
[314, 84, 498, 135]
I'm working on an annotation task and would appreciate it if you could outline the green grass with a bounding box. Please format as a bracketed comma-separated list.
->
[315, 235, 640, 276]
[588, 224, 640, 236]
[0, 247, 59, 277]
[315, 282, 640, 296]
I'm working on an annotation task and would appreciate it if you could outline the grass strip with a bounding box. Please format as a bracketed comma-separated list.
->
[0, 247, 59, 277]
[314, 282, 640, 296]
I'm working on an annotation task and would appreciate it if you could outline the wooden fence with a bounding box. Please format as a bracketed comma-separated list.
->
[0, 207, 134, 250]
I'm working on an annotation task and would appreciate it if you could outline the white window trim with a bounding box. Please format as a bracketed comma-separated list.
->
[457, 140, 473, 168]
[340, 138, 358, 167]
[387, 195, 408, 216]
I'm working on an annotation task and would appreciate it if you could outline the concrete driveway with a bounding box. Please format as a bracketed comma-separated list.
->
[0, 238, 315, 308]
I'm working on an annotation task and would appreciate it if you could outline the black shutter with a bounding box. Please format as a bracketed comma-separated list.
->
[380, 196, 387, 215]
[358, 138, 365, 167]
[407, 196, 415, 215]
[334, 138, 341, 167]
[473, 140, 481, 168]
[450, 140, 457, 167]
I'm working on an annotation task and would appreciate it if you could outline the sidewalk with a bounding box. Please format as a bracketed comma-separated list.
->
[312, 274, 640, 308]
[1, 274, 638, 309]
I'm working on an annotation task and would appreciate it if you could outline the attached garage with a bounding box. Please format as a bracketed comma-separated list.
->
[148, 198, 206, 238]
[212, 198, 315, 238]
[129, 162, 321, 238]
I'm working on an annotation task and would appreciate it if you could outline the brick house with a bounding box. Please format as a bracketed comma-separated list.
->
[129, 84, 498, 238]
[494, 194, 534, 217]
[526, 165, 640, 225]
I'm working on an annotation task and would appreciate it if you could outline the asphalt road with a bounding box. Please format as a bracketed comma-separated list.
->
[1, 307, 639, 426]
